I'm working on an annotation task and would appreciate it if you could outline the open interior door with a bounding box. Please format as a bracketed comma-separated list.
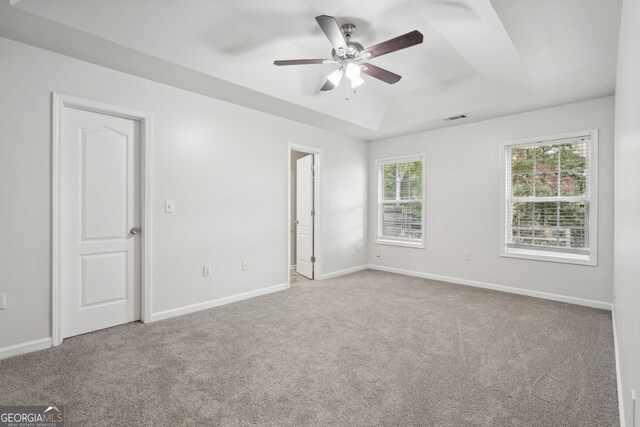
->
[296, 154, 314, 279]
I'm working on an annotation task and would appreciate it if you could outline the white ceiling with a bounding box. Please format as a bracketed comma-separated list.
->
[2, 0, 622, 140]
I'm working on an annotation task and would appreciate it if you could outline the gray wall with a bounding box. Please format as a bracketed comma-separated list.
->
[0, 37, 368, 350]
[613, 0, 640, 424]
[368, 97, 615, 305]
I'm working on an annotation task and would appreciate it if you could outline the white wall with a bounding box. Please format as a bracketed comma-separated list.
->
[0, 37, 368, 351]
[368, 97, 614, 305]
[613, 0, 640, 424]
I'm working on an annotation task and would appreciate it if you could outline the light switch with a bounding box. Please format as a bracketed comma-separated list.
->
[0, 293, 6, 310]
[165, 200, 175, 213]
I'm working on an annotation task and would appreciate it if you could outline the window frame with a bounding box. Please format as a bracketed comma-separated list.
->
[499, 129, 598, 266]
[375, 154, 426, 249]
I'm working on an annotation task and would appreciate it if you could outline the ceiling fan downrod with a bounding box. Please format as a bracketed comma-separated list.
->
[341, 23, 356, 39]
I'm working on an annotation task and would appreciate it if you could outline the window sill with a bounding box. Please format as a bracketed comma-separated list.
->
[375, 239, 425, 249]
[501, 248, 596, 266]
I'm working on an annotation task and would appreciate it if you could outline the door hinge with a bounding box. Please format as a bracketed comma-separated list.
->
[311, 210, 316, 216]
[311, 256, 316, 263]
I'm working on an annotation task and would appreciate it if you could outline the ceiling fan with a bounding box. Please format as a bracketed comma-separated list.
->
[274, 15, 424, 92]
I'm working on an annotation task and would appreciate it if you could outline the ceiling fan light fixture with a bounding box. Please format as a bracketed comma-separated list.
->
[349, 73, 365, 89]
[327, 69, 344, 86]
[344, 62, 361, 79]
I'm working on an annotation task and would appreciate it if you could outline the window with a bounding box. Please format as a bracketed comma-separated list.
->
[375, 155, 425, 248]
[501, 130, 598, 265]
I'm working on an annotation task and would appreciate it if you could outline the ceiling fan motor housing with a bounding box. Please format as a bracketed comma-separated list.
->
[331, 42, 365, 61]
[329, 23, 363, 61]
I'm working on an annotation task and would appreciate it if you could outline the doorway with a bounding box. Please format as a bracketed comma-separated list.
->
[288, 145, 322, 286]
[52, 94, 153, 345]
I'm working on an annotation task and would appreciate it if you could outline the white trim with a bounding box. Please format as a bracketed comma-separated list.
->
[287, 144, 323, 287]
[374, 153, 426, 249]
[375, 239, 424, 249]
[612, 309, 626, 427]
[321, 265, 369, 280]
[51, 94, 61, 346]
[51, 93, 154, 346]
[367, 264, 612, 310]
[149, 283, 288, 322]
[375, 154, 424, 165]
[499, 129, 599, 266]
[500, 249, 593, 266]
[0, 338, 52, 361]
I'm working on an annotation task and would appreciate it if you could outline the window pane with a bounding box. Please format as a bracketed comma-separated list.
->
[512, 173, 533, 197]
[534, 145, 558, 197]
[559, 201, 587, 248]
[399, 161, 422, 200]
[511, 148, 534, 174]
[383, 164, 396, 199]
[382, 161, 422, 201]
[511, 148, 533, 196]
[559, 142, 588, 196]
[381, 202, 422, 240]
[510, 201, 588, 250]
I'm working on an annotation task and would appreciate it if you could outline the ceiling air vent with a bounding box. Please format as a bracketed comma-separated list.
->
[443, 114, 468, 122]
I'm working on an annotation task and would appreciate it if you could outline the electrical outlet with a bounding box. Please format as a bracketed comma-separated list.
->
[376, 250, 381, 257]
[0, 293, 5, 310]
[355, 243, 361, 252]
[165, 200, 175, 213]
[464, 251, 471, 261]
[242, 259, 249, 271]
[203, 265, 211, 277]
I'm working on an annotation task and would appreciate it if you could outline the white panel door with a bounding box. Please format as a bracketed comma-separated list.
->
[61, 107, 141, 338]
[296, 155, 314, 279]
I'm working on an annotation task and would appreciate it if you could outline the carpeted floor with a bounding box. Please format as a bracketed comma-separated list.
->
[0, 270, 619, 426]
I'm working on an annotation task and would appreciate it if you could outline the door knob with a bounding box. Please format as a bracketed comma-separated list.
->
[294, 220, 299, 224]
[130, 227, 141, 235]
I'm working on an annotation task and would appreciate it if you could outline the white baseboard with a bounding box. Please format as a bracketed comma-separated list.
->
[321, 265, 368, 280]
[0, 337, 52, 361]
[367, 264, 612, 310]
[149, 283, 288, 322]
[612, 309, 626, 427]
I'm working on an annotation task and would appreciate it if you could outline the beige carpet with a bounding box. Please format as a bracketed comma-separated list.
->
[0, 270, 619, 426]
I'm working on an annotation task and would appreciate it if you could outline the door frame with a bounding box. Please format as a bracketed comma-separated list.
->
[287, 144, 322, 287]
[51, 93, 154, 346]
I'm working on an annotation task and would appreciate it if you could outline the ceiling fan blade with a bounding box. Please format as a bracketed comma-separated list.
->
[315, 15, 348, 52]
[361, 30, 424, 59]
[320, 80, 336, 91]
[273, 59, 332, 66]
[361, 64, 402, 84]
